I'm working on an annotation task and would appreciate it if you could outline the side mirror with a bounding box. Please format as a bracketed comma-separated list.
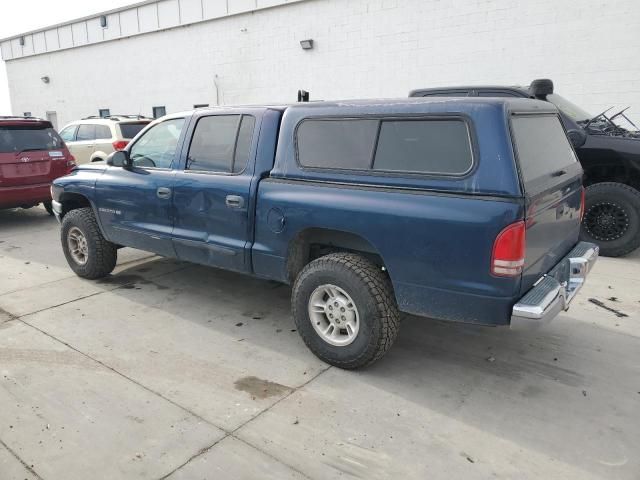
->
[107, 150, 131, 169]
[567, 128, 587, 149]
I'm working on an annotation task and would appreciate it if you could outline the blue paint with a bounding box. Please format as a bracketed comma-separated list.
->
[53, 98, 583, 326]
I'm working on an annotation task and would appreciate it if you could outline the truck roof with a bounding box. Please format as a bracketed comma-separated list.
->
[163, 97, 556, 120]
[410, 85, 529, 94]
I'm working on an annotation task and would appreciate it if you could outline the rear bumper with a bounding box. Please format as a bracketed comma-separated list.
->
[511, 242, 599, 330]
[0, 183, 51, 209]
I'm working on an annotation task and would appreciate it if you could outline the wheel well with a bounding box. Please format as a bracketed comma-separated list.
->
[286, 228, 385, 283]
[584, 165, 640, 191]
[59, 193, 91, 218]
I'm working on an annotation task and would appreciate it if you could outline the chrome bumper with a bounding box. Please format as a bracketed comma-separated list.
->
[511, 242, 599, 330]
[52, 199, 63, 223]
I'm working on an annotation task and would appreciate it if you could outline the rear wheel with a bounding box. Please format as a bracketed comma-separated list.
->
[43, 201, 54, 216]
[580, 182, 640, 257]
[61, 208, 117, 279]
[292, 253, 399, 369]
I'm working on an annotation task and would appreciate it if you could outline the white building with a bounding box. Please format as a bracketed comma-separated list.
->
[1, 0, 639, 129]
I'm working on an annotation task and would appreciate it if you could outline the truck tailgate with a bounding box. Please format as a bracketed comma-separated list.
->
[510, 113, 584, 294]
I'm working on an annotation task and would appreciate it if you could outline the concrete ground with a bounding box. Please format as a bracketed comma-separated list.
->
[0, 206, 638, 480]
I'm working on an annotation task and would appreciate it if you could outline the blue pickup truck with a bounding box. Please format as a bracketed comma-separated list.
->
[52, 98, 598, 368]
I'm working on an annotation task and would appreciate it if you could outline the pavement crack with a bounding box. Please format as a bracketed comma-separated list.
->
[0, 437, 44, 480]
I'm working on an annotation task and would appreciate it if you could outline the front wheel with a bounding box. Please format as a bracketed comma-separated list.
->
[61, 208, 117, 279]
[580, 182, 640, 257]
[292, 253, 400, 369]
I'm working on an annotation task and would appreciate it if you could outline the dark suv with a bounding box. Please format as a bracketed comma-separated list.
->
[0, 116, 75, 214]
[410, 79, 640, 257]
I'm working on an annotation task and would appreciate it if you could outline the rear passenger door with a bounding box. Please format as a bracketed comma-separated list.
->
[171, 112, 258, 272]
[72, 124, 97, 164]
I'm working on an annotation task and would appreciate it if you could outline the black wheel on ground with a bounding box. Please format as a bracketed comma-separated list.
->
[43, 201, 54, 216]
[580, 182, 640, 257]
[292, 252, 400, 369]
[61, 207, 117, 279]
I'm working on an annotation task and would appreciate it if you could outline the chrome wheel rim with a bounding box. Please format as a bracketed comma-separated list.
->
[67, 227, 89, 265]
[308, 284, 359, 346]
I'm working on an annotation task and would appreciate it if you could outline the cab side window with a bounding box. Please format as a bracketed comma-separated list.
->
[129, 118, 185, 169]
[187, 115, 256, 173]
[59, 126, 77, 142]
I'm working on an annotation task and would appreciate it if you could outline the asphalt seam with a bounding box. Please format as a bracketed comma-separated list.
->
[0, 437, 44, 480]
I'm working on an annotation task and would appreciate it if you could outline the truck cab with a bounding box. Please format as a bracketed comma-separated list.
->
[51, 98, 598, 368]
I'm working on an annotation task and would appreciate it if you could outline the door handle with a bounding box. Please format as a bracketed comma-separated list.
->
[157, 187, 172, 199]
[225, 195, 244, 208]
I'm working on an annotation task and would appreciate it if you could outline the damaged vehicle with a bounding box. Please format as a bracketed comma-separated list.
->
[410, 80, 640, 257]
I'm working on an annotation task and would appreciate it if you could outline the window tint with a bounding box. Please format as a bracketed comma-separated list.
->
[95, 125, 112, 140]
[129, 118, 185, 169]
[234, 116, 256, 173]
[119, 122, 148, 139]
[297, 119, 378, 169]
[76, 124, 95, 141]
[59, 126, 76, 142]
[511, 115, 578, 184]
[188, 115, 240, 172]
[187, 115, 255, 173]
[374, 120, 473, 174]
[0, 125, 64, 153]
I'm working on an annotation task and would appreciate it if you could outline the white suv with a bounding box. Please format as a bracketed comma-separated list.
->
[58, 115, 152, 164]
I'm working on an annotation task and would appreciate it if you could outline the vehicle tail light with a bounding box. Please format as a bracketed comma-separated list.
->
[112, 140, 128, 151]
[579, 187, 586, 221]
[67, 155, 76, 169]
[491, 221, 526, 277]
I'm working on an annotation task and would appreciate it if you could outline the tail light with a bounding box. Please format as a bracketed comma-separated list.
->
[491, 221, 526, 277]
[112, 140, 129, 151]
[579, 187, 586, 221]
[66, 155, 76, 169]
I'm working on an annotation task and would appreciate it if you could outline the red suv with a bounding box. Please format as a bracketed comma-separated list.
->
[0, 116, 75, 214]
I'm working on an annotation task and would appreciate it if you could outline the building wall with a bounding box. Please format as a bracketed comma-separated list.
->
[5, 0, 640, 127]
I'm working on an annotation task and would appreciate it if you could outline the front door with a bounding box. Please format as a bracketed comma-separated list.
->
[94, 117, 187, 257]
[171, 113, 257, 272]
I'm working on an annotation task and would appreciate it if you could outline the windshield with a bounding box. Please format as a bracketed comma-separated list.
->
[545, 94, 592, 122]
[0, 124, 64, 153]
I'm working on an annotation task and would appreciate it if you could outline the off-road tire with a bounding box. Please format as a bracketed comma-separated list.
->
[43, 201, 54, 216]
[580, 182, 640, 257]
[61, 208, 117, 279]
[292, 253, 400, 369]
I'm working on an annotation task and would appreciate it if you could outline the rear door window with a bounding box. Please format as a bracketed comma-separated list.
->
[186, 115, 255, 173]
[511, 115, 578, 184]
[76, 124, 96, 141]
[0, 124, 64, 153]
